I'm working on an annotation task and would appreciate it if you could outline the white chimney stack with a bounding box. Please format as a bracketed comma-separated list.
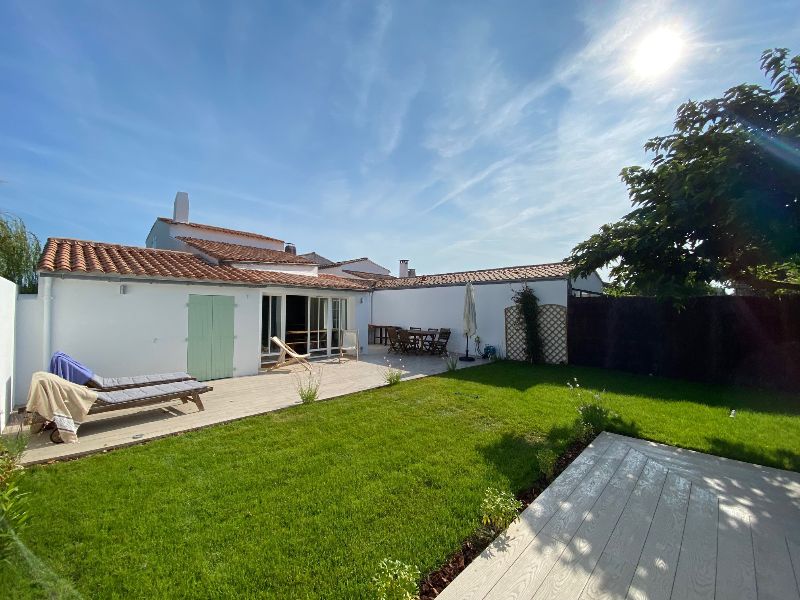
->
[399, 259, 409, 278]
[173, 191, 190, 223]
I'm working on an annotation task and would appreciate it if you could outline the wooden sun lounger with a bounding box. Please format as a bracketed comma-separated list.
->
[268, 336, 313, 371]
[90, 380, 212, 414]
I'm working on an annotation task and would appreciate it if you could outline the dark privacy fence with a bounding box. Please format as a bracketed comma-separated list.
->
[568, 296, 800, 391]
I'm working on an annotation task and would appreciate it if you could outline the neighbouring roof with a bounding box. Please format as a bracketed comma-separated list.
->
[373, 262, 573, 289]
[320, 257, 390, 271]
[157, 217, 283, 244]
[38, 239, 370, 290]
[342, 269, 396, 281]
[177, 237, 315, 265]
[299, 252, 334, 266]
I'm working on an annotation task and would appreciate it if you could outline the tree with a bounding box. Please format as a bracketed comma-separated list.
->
[0, 213, 41, 293]
[569, 48, 800, 297]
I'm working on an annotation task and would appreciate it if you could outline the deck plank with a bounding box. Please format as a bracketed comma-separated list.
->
[787, 536, 800, 597]
[670, 483, 718, 600]
[579, 459, 669, 600]
[484, 442, 632, 600]
[626, 471, 691, 600]
[531, 449, 649, 599]
[437, 434, 613, 600]
[715, 503, 756, 600]
[752, 523, 800, 600]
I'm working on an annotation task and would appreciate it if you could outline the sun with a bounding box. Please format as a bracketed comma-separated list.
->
[632, 27, 684, 79]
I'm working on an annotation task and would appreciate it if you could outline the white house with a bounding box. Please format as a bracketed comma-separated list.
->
[9, 191, 602, 416]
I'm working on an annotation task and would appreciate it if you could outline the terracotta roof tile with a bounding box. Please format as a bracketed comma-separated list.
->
[342, 269, 396, 281]
[177, 237, 314, 265]
[157, 217, 284, 244]
[38, 239, 370, 291]
[373, 262, 572, 289]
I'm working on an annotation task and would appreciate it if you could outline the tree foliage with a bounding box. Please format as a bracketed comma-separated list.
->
[0, 213, 41, 293]
[569, 48, 800, 297]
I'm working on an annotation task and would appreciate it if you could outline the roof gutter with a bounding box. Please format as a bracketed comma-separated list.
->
[37, 271, 370, 293]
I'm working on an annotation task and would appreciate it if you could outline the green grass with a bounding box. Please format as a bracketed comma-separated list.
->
[3, 363, 799, 598]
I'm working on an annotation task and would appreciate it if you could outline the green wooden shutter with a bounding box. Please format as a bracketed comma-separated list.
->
[188, 295, 214, 381]
[211, 295, 235, 379]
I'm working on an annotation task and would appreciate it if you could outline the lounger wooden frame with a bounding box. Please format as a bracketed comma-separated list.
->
[268, 336, 313, 371]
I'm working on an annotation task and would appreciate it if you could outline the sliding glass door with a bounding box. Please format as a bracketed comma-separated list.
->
[261, 295, 282, 355]
[309, 297, 328, 356]
[331, 298, 348, 349]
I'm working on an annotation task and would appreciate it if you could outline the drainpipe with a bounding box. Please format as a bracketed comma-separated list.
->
[41, 276, 53, 370]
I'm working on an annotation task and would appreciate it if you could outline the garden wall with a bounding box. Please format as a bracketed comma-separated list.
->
[568, 295, 800, 390]
[0, 277, 16, 430]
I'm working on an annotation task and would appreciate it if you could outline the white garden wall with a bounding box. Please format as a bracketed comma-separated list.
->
[371, 279, 569, 357]
[0, 278, 16, 429]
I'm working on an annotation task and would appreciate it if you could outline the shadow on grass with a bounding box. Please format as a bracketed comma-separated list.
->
[707, 437, 800, 473]
[442, 361, 800, 418]
[477, 417, 641, 492]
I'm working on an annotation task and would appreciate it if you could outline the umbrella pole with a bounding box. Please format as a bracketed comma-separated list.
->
[459, 334, 475, 362]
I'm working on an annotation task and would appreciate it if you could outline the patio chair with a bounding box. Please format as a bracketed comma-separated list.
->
[431, 328, 451, 355]
[338, 329, 360, 363]
[387, 327, 404, 353]
[409, 327, 422, 331]
[269, 336, 313, 371]
[398, 329, 417, 354]
[50, 351, 195, 391]
[421, 329, 439, 353]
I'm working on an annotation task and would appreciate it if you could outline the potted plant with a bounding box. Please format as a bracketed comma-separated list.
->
[474, 335, 482, 357]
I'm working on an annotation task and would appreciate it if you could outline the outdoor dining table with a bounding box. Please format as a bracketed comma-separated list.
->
[401, 329, 438, 353]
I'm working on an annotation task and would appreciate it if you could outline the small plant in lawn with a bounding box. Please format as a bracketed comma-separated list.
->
[568, 378, 617, 441]
[383, 358, 404, 386]
[480, 487, 522, 535]
[444, 353, 459, 372]
[295, 367, 322, 404]
[536, 448, 557, 481]
[372, 558, 420, 600]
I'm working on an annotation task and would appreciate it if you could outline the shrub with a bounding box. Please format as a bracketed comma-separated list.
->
[512, 285, 544, 363]
[295, 368, 322, 404]
[536, 449, 557, 481]
[0, 433, 29, 564]
[372, 558, 420, 600]
[444, 354, 459, 372]
[568, 378, 617, 441]
[480, 487, 522, 534]
[383, 358, 404, 386]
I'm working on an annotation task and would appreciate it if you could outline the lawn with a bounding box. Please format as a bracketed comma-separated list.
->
[3, 362, 799, 598]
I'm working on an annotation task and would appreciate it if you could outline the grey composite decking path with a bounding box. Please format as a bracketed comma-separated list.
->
[438, 432, 800, 600]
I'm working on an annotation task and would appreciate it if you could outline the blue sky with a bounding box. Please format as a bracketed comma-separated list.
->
[1, 0, 797, 276]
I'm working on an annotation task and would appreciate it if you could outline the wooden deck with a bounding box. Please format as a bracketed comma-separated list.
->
[439, 432, 800, 600]
[10, 348, 488, 465]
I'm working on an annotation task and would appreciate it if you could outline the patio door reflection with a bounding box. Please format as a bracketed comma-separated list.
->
[309, 297, 328, 356]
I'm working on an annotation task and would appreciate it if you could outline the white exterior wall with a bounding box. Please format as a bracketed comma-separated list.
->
[14, 295, 42, 409]
[229, 262, 318, 276]
[0, 278, 16, 429]
[371, 280, 568, 357]
[572, 273, 604, 294]
[12, 277, 372, 405]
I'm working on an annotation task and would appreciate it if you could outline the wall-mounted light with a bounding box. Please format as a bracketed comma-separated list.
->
[119, 284, 127, 295]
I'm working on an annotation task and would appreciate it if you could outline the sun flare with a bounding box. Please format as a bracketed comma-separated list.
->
[632, 27, 684, 79]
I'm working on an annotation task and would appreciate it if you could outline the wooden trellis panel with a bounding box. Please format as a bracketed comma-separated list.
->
[504, 304, 568, 364]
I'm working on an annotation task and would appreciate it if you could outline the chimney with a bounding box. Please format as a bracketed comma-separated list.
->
[399, 259, 409, 278]
[284, 242, 297, 255]
[173, 191, 190, 222]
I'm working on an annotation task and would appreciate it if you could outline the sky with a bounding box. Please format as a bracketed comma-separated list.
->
[1, 0, 797, 276]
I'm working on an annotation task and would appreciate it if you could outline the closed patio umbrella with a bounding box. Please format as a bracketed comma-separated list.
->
[460, 281, 477, 362]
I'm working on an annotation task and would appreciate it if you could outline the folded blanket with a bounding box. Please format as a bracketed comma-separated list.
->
[26, 372, 98, 443]
[48, 351, 94, 386]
